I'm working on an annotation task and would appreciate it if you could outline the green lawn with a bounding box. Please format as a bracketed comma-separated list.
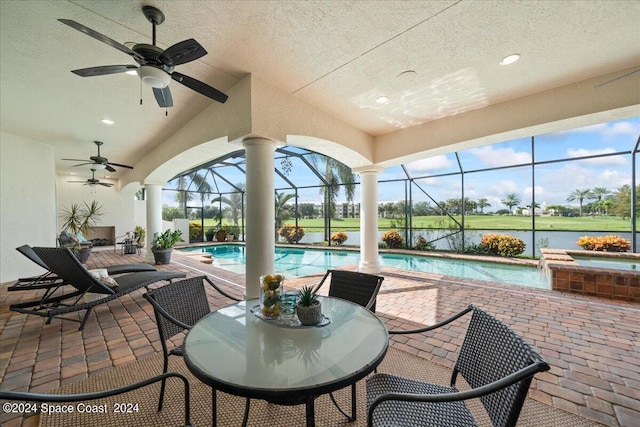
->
[290, 215, 633, 232]
[193, 214, 632, 232]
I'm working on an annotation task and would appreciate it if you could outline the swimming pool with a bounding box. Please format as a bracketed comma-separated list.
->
[572, 256, 639, 271]
[181, 245, 549, 289]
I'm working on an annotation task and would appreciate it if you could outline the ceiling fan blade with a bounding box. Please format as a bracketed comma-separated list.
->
[105, 165, 117, 173]
[71, 65, 138, 77]
[171, 72, 228, 103]
[62, 158, 89, 162]
[58, 19, 144, 62]
[71, 162, 93, 167]
[159, 39, 207, 66]
[98, 183, 114, 187]
[153, 86, 173, 108]
[107, 162, 134, 169]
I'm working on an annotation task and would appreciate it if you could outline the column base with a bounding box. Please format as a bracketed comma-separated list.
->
[359, 260, 381, 275]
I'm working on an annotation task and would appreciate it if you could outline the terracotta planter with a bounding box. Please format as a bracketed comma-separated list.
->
[296, 301, 323, 325]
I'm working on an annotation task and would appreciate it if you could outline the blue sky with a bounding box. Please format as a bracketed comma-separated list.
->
[165, 117, 640, 211]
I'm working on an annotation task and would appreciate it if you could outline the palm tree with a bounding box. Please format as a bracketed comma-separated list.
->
[566, 188, 591, 217]
[211, 183, 245, 225]
[309, 154, 356, 241]
[477, 198, 490, 214]
[501, 193, 521, 215]
[274, 191, 296, 238]
[174, 172, 211, 214]
[589, 187, 611, 214]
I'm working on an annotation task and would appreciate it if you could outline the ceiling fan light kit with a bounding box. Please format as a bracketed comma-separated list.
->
[139, 65, 171, 88]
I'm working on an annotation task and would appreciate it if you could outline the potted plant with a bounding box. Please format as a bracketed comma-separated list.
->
[224, 224, 240, 242]
[296, 285, 323, 326]
[134, 225, 146, 248]
[205, 227, 215, 242]
[59, 200, 104, 263]
[214, 225, 227, 242]
[151, 229, 183, 264]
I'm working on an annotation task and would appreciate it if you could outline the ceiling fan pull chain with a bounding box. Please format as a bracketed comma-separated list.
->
[139, 79, 143, 105]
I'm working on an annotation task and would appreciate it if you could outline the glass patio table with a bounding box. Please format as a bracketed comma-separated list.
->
[183, 296, 389, 426]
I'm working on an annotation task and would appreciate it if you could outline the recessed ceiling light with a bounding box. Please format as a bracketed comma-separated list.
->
[500, 54, 520, 65]
[125, 70, 138, 76]
[376, 96, 389, 104]
[101, 118, 115, 125]
[70, 172, 76, 175]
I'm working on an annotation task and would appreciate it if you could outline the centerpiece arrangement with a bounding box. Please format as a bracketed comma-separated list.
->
[260, 274, 285, 318]
[296, 285, 323, 326]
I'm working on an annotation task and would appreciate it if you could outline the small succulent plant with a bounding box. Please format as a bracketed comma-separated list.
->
[297, 285, 319, 307]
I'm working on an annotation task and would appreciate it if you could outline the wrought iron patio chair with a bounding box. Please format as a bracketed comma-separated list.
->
[0, 372, 193, 427]
[9, 247, 185, 330]
[366, 305, 550, 427]
[312, 269, 385, 421]
[143, 275, 249, 422]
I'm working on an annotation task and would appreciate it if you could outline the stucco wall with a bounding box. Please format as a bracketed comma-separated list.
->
[0, 132, 57, 283]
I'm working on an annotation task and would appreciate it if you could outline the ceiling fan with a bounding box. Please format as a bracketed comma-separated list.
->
[62, 140, 133, 173]
[69, 168, 114, 188]
[58, 5, 228, 108]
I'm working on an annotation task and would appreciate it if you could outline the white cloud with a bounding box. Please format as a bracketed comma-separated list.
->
[567, 120, 640, 138]
[405, 155, 454, 175]
[565, 147, 627, 165]
[470, 146, 531, 167]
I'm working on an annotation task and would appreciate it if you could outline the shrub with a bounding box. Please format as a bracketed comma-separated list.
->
[481, 234, 526, 257]
[576, 235, 630, 252]
[330, 231, 348, 245]
[278, 224, 305, 243]
[382, 230, 404, 249]
[414, 235, 435, 251]
[189, 222, 202, 240]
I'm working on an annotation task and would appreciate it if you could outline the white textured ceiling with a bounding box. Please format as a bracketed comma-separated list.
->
[1, 0, 639, 179]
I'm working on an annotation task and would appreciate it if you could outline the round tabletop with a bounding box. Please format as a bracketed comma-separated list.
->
[183, 296, 389, 403]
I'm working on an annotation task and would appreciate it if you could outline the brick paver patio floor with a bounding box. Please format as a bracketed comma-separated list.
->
[1, 247, 639, 426]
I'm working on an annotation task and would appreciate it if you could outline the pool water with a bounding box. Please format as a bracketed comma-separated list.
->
[573, 256, 640, 271]
[181, 245, 549, 289]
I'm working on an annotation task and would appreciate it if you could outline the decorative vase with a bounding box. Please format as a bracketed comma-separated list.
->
[296, 301, 323, 325]
[260, 274, 284, 318]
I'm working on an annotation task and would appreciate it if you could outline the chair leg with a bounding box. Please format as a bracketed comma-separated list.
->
[158, 355, 169, 412]
[78, 307, 93, 331]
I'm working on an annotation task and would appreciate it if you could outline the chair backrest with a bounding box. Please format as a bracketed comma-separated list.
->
[16, 245, 50, 270]
[324, 269, 384, 312]
[32, 247, 113, 295]
[144, 276, 212, 342]
[453, 306, 549, 427]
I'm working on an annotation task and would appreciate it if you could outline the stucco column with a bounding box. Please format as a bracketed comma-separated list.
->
[144, 183, 163, 264]
[355, 166, 384, 274]
[243, 137, 278, 298]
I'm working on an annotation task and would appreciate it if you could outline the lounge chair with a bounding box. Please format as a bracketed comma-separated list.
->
[9, 247, 186, 330]
[366, 305, 550, 427]
[8, 244, 157, 292]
